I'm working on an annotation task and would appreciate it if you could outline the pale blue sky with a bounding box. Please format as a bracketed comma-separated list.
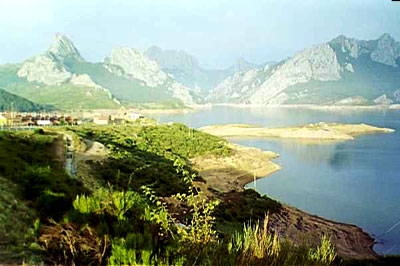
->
[0, 0, 399, 68]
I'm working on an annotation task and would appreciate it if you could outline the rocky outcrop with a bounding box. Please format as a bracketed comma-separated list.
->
[370, 33, 400, 67]
[226, 57, 258, 75]
[47, 34, 85, 63]
[248, 44, 341, 104]
[146, 46, 260, 92]
[70, 74, 100, 88]
[331, 33, 400, 67]
[146, 46, 199, 71]
[107, 47, 195, 104]
[110, 48, 167, 87]
[17, 34, 84, 85]
[393, 89, 400, 102]
[374, 94, 394, 105]
[17, 54, 72, 85]
[169, 81, 194, 105]
[334, 96, 368, 106]
[208, 68, 268, 103]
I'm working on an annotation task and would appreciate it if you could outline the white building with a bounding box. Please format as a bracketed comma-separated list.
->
[126, 112, 144, 120]
[37, 120, 52, 126]
[93, 116, 109, 125]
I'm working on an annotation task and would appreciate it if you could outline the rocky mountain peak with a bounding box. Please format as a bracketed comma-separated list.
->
[231, 57, 257, 74]
[371, 33, 400, 67]
[145, 46, 199, 70]
[378, 33, 395, 42]
[47, 33, 84, 62]
[110, 47, 167, 87]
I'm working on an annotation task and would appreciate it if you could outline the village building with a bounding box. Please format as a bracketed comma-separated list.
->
[0, 114, 6, 126]
[93, 115, 110, 125]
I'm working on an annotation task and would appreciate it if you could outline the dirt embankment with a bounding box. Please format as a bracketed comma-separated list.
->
[53, 131, 109, 187]
[190, 144, 280, 194]
[200, 123, 395, 141]
[190, 143, 377, 259]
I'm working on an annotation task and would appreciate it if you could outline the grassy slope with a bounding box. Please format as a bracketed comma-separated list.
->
[68, 123, 231, 196]
[0, 131, 88, 264]
[0, 64, 119, 110]
[0, 177, 38, 264]
[0, 88, 55, 112]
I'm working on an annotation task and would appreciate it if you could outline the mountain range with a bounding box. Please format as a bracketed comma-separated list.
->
[208, 33, 400, 105]
[0, 33, 399, 110]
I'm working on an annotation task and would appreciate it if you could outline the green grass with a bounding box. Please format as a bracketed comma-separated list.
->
[0, 88, 54, 112]
[0, 177, 39, 264]
[67, 123, 230, 196]
[0, 131, 88, 218]
[4, 82, 119, 110]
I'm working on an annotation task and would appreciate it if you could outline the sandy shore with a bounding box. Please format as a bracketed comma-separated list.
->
[190, 142, 377, 259]
[190, 143, 281, 194]
[200, 122, 395, 141]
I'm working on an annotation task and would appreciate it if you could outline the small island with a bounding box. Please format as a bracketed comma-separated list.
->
[200, 122, 395, 140]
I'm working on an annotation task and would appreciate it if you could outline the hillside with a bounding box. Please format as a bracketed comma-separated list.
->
[0, 88, 54, 112]
[2, 123, 393, 265]
[209, 33, 400, 106]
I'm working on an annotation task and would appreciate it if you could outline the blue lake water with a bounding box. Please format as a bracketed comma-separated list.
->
[151, 106, 400, 255]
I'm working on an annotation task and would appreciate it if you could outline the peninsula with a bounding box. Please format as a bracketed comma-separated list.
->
[200, 122, 395, 141]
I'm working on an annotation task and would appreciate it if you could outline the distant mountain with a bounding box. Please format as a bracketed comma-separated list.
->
[0, 34, 198, 110]
[209, 33, 400, 106]
[3, 33, 398, 108]
[145, 46, 258, 92]
[0, 88, 53, 112]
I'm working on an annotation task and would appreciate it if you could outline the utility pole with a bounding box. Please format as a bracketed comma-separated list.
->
[10, 101, 14, 127]
[253, 171, 257, 189]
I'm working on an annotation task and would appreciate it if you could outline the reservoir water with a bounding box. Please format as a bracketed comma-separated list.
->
[151, 106, 400, 254]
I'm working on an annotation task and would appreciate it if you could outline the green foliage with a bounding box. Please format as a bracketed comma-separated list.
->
[228, 219, 281, 265]
[137, 123, 231, 158]
[68, 123, 229, 196]
[0, 88, 54, 112]
[0, 131, 88, 219]
[214, 189, 281, 235]
[108, 236, 184, 266]
[0, 177, 40, 263]
[308, 235, 337, 265]
[73, 187, 146, 221]
[172, 161, 220, 265]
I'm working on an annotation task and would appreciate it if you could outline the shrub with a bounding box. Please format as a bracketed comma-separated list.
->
[39, 221, 107, 266]
[308, 235, 337, 265]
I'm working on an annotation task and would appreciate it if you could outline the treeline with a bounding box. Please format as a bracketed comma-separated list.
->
[0, 88, 54, 112]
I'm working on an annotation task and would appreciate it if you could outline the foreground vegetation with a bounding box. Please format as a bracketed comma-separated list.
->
[0, 123, 399, 265]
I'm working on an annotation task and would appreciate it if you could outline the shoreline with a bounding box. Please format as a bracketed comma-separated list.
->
[191, 142, 378, 259]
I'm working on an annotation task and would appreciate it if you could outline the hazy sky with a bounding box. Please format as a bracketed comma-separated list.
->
[1, 0, 400, 68]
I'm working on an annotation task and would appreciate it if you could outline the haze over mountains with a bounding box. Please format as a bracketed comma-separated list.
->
[0, 33, 400, 110]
